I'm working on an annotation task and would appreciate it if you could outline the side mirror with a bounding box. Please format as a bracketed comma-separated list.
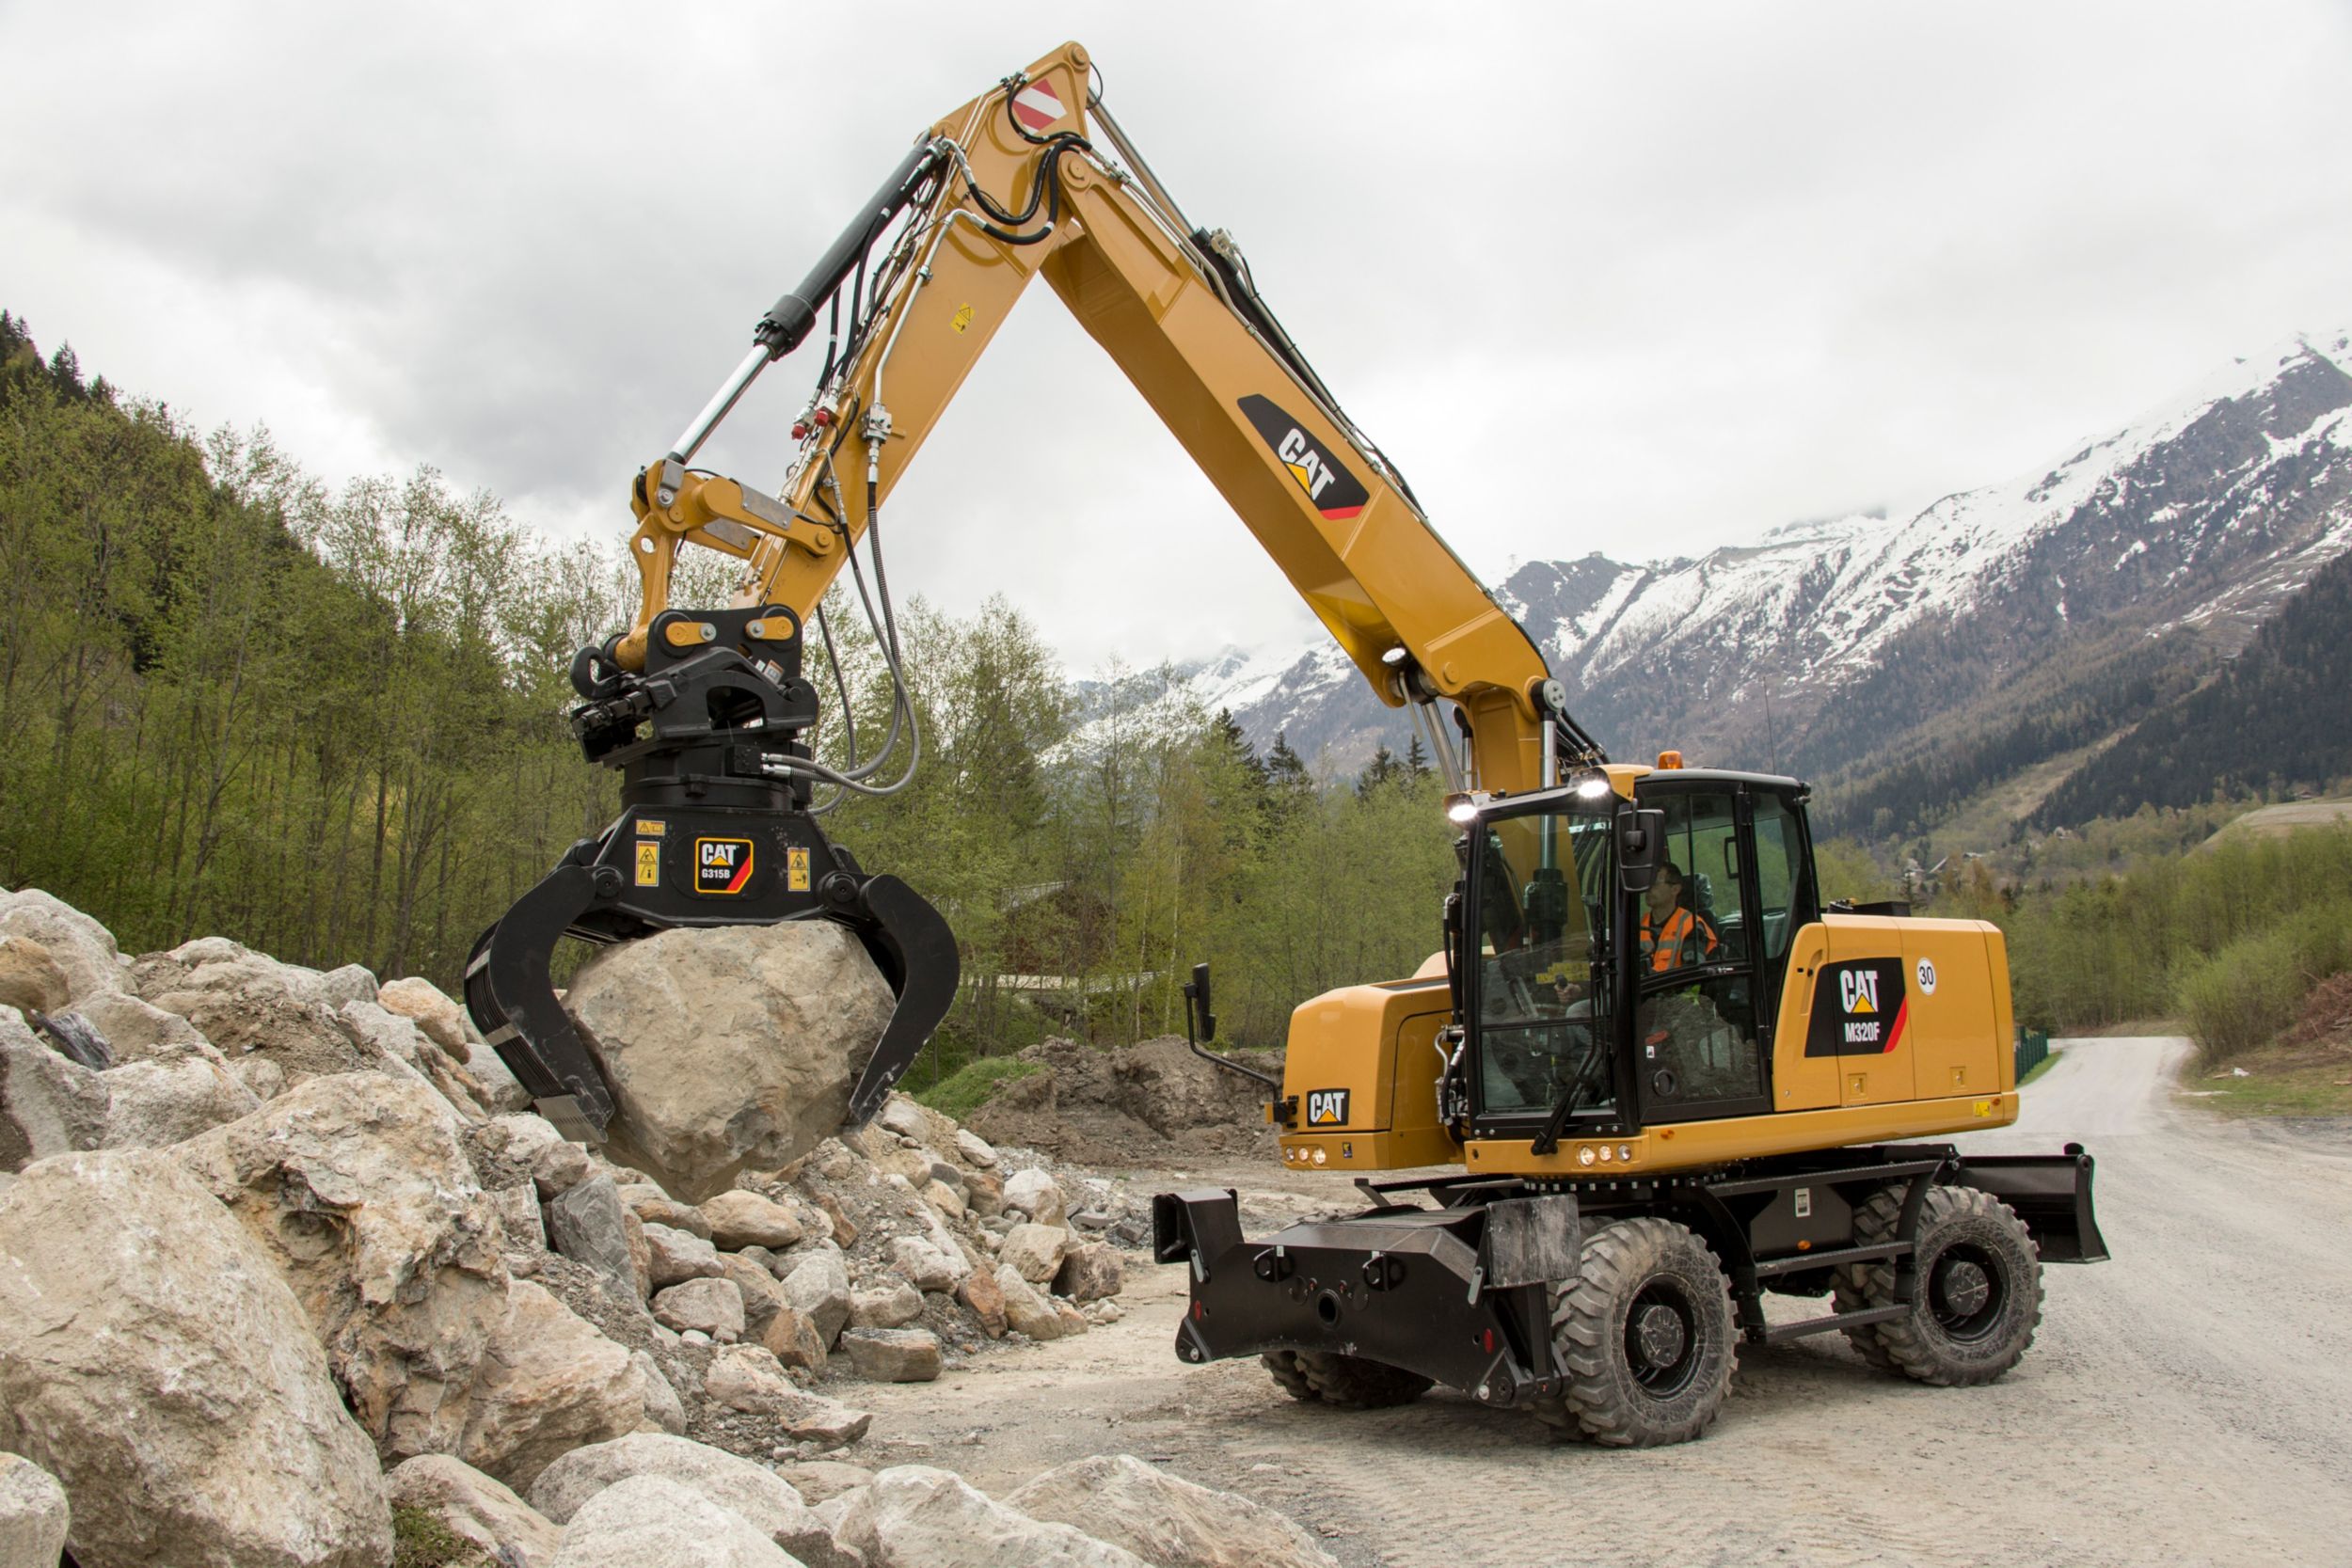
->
[1184, 961, 1216, 1043]
[1618, 808, 1666, 894]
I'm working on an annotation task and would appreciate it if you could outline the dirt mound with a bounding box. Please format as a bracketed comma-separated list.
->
[2279, 972, 2352, 1053]
[967, 1036, 1282, 1169]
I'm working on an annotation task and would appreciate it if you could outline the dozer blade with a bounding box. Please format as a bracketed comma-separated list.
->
[843, 873, 962, 1126]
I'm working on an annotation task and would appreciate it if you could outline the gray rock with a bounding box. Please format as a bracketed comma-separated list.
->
[132, 938, 391, 1086]
[549, 1173, 645, 1303]
[952, 1129, 997, 1168]
[98, 1039, 261, 1148]
[885, 1234, 964, 1294]
[0, 1148, 390, 1568]
[645, 1220, 728, 1287]
[849, 1279, 925, 1330]
[489, 1181, 548, 1251]
[704, 1346, 872, 1446]
[1008, 1453, 1340, 1568]
[702, 1188, 804, 1249]
[549, 1474, 800, 1568]
[998, 1222, 1070, 1284]
[72, 987, 212, 1063]
[316, 962, 379, 1008]
[530, 1433, 805, 1531]
[386, 1452, 563, 1568]
[633, 1349, 689, 1435]
[173, 1071, 508, 1462]
[876, 1097, 930, 1143]
[0, 1006, 108, 1173]
[782, 1246, 853, 1344]
[833, 1465, 1148, 1568]
[0, 1453, 70, 1568]
[0, 889, 125, 1005]
[459, 1278, 645, 1491]
[1054, 1242, 1125, 1303]
[621, 1181, 713, 1237]
[838, 1328, 942, 1383]
[0, 935, 70, 1016]
[560, 921, 895, 1200]
[654, 1276, 746, 1340]
[1001, 1167, 1066, 1227]
[994, 1263, 1067, 1340]
[776, 1462, 875, 1507]
[375, 977, 529, 1111]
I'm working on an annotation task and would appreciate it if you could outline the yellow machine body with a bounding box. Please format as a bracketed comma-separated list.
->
[1277, 915, 2019, 1179]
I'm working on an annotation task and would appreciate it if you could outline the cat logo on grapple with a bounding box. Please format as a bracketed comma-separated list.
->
[693, 837, 755, 895]
[1306, 1088, 1351, 1126]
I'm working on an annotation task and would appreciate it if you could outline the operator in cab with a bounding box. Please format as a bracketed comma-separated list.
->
[1639, 861, 1718, 974]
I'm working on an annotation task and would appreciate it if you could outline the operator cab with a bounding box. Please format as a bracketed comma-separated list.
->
[1456, 766, 1818, 1143]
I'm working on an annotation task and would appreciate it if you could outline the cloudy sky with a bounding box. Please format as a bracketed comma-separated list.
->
[5, 2, 2348, 672]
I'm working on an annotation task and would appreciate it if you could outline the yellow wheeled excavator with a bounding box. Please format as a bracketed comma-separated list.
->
[468, 41, 2106, 1447]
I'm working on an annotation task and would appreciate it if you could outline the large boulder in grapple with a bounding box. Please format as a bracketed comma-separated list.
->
[561, 923, 895, 1201]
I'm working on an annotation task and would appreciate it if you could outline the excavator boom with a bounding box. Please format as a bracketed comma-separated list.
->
[468, 41, 1591, 1138]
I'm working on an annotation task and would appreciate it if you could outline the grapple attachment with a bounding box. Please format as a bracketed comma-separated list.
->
[463, 604, 959, 1143]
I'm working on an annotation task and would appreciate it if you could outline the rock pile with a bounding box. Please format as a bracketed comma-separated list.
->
[0, 885, 1238, 1568]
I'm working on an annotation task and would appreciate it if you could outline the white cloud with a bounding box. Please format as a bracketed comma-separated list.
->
[5, 0, 2347, 672]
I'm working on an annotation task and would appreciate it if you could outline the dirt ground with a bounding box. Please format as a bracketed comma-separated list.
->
[856, 1037, 2352, 1568]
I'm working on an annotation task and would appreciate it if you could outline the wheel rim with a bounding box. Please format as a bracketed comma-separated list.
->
[1624, 1278, 1702, 1399]
[1927, 1243, 2006, 1341]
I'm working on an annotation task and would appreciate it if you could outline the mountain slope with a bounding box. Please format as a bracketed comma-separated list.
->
[1185, 327, 2352, 826]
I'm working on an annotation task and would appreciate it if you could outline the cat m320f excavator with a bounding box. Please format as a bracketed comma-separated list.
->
[468, 42, 2106, 1446]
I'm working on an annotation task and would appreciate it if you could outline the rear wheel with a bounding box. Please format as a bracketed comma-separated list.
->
[1262, 1349, 1432, 1409]
[1840, 1184, 2042, 1386]
[1546, 1217, 1736, 1447]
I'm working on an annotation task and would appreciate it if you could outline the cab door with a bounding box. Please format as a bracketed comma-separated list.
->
[1626, 778, 1776, 1123]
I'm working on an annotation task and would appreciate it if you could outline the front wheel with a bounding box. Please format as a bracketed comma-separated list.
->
[1841, 1184, 2043, 1386]
[1544, 1217, 1737, 1447]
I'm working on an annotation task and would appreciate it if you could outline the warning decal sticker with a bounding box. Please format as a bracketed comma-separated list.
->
[693, 837, 755, 895]
[787, 847, 811, 893]
[634, 842, 660, 888]
[1010, 80, 1065, 133]
[1237, 395, 1371, 521]
[1804, 959, 1909, 1058]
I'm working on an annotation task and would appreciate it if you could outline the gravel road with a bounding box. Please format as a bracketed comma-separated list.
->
[855, 1037, 2352, 1567]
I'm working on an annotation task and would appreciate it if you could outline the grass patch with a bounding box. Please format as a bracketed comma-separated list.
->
[392, 1507, 488, 1568]
[914, 1056, 1041, 1121]
[2180, 1037, 2352, 1118]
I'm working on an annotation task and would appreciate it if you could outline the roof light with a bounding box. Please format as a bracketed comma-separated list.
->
[1575, 774, 1613, 800]
[1444, 793, 1480, 825]
[1656, 750, 1684, 770]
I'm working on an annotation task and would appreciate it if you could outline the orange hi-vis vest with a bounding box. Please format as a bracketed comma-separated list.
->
[1639, 906, 1718, 973]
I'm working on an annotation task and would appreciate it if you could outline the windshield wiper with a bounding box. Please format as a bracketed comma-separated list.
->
[1528, 1034, 1607, 1156]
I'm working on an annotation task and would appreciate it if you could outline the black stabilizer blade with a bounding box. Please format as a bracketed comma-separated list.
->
[464, 862, 620, 1135]
[844, 873, 962, 1126]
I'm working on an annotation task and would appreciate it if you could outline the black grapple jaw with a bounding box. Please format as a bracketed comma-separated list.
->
[463, 605, 960, 1143]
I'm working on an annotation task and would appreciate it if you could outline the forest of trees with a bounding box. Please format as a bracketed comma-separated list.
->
[0, 315, 1458, 1081]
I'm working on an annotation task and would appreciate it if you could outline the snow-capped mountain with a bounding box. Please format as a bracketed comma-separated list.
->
[1185, 326, 2352, 817]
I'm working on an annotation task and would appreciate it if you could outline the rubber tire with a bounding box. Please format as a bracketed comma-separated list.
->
[1839, 1184, 2043, 1386]
[1261, 1349, 1432, 1409]
[1833, 1188, 1905, 1371]
[1545, 1217, 1738, 1448]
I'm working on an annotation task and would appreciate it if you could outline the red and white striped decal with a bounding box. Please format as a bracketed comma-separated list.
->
[1011, 80, 1065, 133]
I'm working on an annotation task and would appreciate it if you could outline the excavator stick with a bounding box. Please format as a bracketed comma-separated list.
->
[463, 603, 960, 1143]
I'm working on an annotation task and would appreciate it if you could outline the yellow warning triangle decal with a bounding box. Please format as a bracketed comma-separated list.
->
[1851, 990, 1876, 1014]
[1286, 462, 1313, 494]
